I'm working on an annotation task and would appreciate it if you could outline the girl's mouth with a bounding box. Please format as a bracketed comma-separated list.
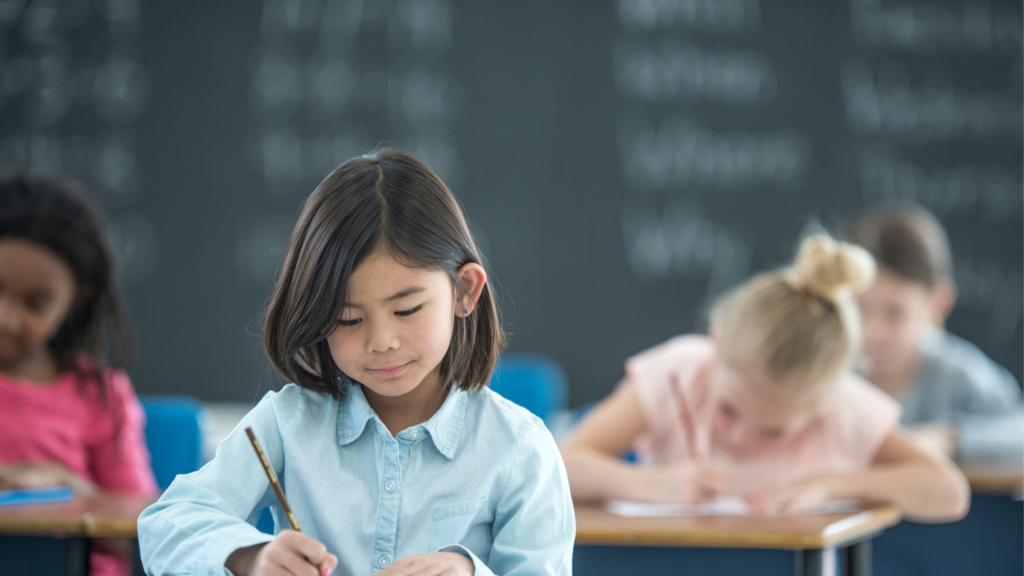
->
[368, 362, 411, 379]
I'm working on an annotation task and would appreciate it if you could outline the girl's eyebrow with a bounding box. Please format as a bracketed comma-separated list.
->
[344, 286, 426, 308]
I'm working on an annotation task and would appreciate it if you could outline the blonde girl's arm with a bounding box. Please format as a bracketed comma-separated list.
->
[827, 429, 970, 522]
[558, 383, 728, 504]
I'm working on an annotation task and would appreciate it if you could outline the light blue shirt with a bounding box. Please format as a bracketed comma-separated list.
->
[138, 383, 575, 576]
[902, 330, 1024, 464]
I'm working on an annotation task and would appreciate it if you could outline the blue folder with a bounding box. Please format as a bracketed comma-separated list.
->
[0, 486, 75, 507]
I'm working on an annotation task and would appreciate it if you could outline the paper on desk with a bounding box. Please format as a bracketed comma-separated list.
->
[606, 496, 862, 517]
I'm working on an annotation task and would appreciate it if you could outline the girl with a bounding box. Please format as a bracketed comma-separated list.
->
[138, 149, 575, 576]
[560, 235, 969, 521]
[0, 172, 158, 576]
[850, 205, 1024, 463]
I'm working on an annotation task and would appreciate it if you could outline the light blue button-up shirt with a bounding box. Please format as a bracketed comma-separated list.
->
[138, 383, 575, 576]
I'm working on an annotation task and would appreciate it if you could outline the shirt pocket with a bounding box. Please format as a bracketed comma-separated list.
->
[428, 497, 488, 553]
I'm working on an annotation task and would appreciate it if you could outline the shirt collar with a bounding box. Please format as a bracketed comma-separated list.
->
[336, 383, 467, 460]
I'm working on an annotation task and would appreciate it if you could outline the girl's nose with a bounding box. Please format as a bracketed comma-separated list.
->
[366, 322, 400, 353]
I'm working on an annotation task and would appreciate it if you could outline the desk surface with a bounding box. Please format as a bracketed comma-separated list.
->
[0, 494, 154, 538]
[961, 464, 1024, 495]
[575, 502, 903, 549]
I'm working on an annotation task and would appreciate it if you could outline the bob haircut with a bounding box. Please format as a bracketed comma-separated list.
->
[264, 148, 505, 398]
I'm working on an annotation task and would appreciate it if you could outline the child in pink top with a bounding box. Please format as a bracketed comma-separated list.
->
[0, 173, 157, 576]
[561, 235, 969, 524]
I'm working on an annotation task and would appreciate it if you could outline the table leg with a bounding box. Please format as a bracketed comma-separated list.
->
[132, 538, 146, 576]
[65, 537, 90, 576]
[841, 538, 872, 576]
[795, 549, 824, 576]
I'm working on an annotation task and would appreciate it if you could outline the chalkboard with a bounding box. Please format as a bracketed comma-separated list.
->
[0, 0, 1019, 407]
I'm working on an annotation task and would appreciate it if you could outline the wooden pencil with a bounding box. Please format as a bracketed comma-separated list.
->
[245, 426, 301, 532]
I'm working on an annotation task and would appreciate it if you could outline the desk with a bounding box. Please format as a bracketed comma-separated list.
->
[962, 463, 1024, 495]
[0, 494, 154, 576]
[874, 463, 1023, 576]
[574, 502, 902, 576]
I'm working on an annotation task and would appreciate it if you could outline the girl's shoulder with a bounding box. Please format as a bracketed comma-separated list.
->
[826, 372, 902, 437]
[252, 383, 337, 430]
[625, 334, 714, 385]
[469, 386, 547, 435]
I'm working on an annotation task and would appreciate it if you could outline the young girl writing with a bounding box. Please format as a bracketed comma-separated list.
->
[560, 234, 969, 521]
[0, 172, 157, 576]
[139, 149, 575, 576]
[850, 205, 1024, 463]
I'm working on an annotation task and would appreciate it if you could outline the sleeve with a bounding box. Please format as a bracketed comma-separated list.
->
[456, 417, 574, 576]
[87, 370, 159, 496]
[626, 336, 708, 439]
[138, 392, 284, 576]
[842, 376, 903, 465]
[952, 361, 1024, 463]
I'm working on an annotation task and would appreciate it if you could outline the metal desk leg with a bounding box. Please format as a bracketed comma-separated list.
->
[796, 549, 824, 576]
[132, 538, 146, 576]
[65, 537, 90, 576]
[841, 538, 872, 576]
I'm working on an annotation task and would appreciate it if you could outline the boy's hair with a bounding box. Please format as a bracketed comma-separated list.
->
[710, 235, 876, 386]
[264, 148, 506, 398]
[0, 172, 134, 385]
[847, 204, 952, 289]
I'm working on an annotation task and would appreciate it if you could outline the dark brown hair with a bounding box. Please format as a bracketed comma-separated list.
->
[264, 148, 505, 398]
[0, 172, 134, 399]
[847, 204, 952, 289]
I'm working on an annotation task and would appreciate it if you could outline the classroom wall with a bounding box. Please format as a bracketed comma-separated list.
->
[0, 0, 1020, 406]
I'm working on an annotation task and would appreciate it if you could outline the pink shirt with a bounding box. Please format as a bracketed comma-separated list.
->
[0, 366, 157, 576]
[629, 335, 901, 495]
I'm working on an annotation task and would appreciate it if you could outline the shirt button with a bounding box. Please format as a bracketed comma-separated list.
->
[385, 480, 397, 493]
[379, 555, 391, 568]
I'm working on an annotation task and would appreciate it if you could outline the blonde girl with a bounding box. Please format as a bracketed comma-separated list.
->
[560, 235, 969, 520]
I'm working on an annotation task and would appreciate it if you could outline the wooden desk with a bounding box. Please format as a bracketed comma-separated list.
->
[961, 463, 1024, 495]
[0, 494, 154, 576]
[83, 494, 154, 538]
[574, 502, 902, 576]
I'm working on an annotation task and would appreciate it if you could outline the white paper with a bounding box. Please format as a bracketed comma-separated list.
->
[606, 497, 862, 517]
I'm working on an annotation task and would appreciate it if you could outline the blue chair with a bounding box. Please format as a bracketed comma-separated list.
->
[139, 395, 207, 491]
[488, 353, 568, 424]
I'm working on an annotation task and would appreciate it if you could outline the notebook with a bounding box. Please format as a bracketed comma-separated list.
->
[0, 486, 75, 507]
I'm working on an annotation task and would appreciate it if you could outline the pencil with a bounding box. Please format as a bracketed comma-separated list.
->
[245, 427, 301, 532]
[670, 373, 706, 462]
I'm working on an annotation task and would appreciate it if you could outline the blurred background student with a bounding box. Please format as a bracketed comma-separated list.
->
[850, 205, 1024, 464]
[560, 235, 969, 522]
[0, 173, 157, 576]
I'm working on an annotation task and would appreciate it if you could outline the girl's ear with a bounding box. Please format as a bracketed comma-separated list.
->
[456, 263, 487, 317]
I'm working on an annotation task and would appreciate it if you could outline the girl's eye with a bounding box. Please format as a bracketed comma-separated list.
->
[337, 318, 361, 327]
[395, 305, 422, 317]
[720, 402, 738, 420]
[24, 299, 46, 314]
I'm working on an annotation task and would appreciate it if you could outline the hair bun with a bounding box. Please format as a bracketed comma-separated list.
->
[793, 235, 876, 300]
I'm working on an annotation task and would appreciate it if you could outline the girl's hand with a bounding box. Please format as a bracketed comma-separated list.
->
[374, 552, 474, 576]
[644, 463, 731, 505]
[0, 462, 98, 496]
[748, 476, 835, 515]
[226, 530, 338, 576]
